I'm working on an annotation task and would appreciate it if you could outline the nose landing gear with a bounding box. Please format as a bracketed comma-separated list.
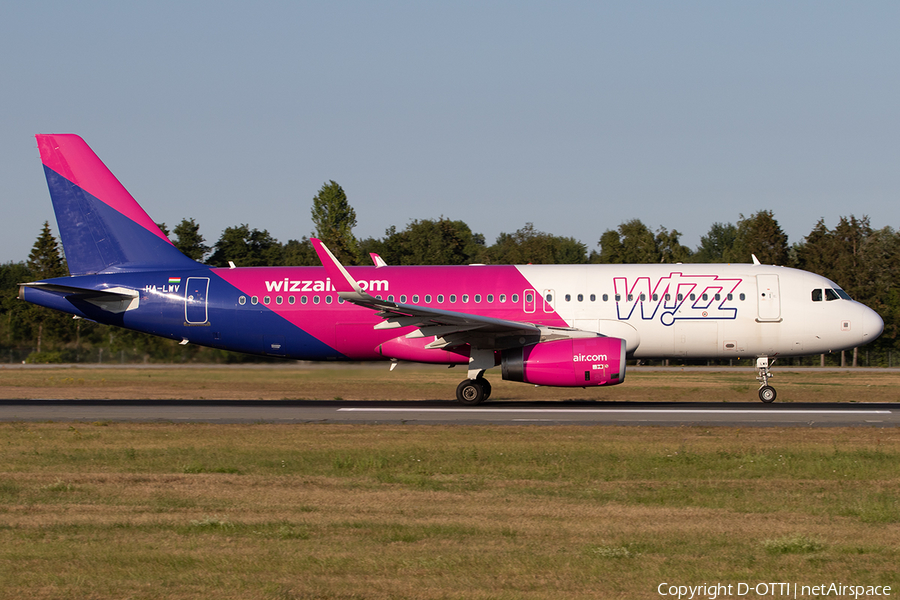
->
[756, 357, 776, 403]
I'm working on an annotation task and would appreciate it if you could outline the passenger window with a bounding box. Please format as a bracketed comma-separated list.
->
[812, 289, 823, 302]
[288, 296, 295, 305]
[400, 295, 407, 303]
[714, 294, 720, 301]
[665, 294, 671, 301]
[640, 294, 646, 301]
[499, 294, 506, 302]
[701, 294, 708, 301]
[627, 294, 633, 302]
[437, 294, 444, 303]
[474, 294, 481, 303]
[313, 296, 320, 304]
[652, 294, 658, 301]
[525, 293, 533, 303]
[450, 294, 457, 303]
[577, 294, 583, 302]
[602, 294, 608, 302]
[413, 295, 419, 303]
[276, 296, 283, 305]
[251, 296, 259, 305]
[546, 293, 553, 302]
[388, 295, 394, 302]
[487, 294, 493, 303]
[301, 296, 308, 305]
[565, 294, 571, 302]
[726, 294, 733, 301]
[264, 296, 271, 305]
[589, 294, 596, 302]
[238, 296, 246, 305]
[739, 293, 746, 301]
[689, 294, 696, 301]
[512, 294, 519, 303]
[462, 294, 469, 303]
[425, 294, 432, 303]
[677, 294, 683, 301]
[325, 295, 333, 304]
[615, 294, 621, 302]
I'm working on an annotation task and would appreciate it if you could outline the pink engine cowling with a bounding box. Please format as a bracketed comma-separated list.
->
[501, 337, 626, 387]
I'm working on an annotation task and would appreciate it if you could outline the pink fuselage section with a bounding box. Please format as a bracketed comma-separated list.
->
[213, 264, 568, 360]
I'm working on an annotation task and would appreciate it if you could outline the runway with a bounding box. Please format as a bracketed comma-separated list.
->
[0, 399, 897, 427]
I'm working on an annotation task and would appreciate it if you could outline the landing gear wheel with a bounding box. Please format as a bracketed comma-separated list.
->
[456, 379, 486, 405]
[759, 385, 776, 403]
[481, 379, 492, 400]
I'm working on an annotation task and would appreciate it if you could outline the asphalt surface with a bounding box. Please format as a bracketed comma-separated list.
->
[0, 399, 897, 427]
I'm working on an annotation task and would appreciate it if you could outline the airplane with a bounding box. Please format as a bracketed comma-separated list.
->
[19, 134, 884, 404]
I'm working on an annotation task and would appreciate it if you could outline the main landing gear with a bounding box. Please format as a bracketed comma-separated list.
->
[456, 348, 496, 405]
[456, 377, 492, 405]
[756, 357, 776, 403]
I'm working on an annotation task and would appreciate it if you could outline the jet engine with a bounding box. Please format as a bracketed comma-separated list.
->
[500, 337, 626, 387]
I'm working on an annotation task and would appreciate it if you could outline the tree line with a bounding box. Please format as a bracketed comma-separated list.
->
[1, 181, 898, 365]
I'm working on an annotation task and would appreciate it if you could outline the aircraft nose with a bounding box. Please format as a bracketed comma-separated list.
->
[861, 305, 884, 343]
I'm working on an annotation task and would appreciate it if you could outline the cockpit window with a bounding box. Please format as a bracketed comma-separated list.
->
[814, 288, 852, 302]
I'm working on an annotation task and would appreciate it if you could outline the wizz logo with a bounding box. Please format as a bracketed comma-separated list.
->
[613, 273, 742, 326]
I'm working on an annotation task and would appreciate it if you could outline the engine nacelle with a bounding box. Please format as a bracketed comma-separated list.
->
[501, 337, 626, 387]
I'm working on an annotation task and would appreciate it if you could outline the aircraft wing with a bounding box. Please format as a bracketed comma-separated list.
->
[311, 239, 593, 350]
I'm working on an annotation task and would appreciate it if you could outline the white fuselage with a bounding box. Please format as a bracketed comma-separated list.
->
[513, 263, 882, 359]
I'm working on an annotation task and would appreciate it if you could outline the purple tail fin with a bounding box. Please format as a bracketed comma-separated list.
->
[36, 134, 199, 275]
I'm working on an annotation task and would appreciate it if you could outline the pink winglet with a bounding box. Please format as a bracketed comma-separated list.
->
[310, 238, 360, 293]
[36, 134, 172, 244]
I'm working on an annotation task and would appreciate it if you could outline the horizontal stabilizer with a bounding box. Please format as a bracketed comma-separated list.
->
[19, 282, 140, 313]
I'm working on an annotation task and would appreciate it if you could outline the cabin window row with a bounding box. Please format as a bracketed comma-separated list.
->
[238, 295, 345, 306]
[237, 293, 526, 306]
[549, 292, 746, 302]
[237, 291, 749, 307]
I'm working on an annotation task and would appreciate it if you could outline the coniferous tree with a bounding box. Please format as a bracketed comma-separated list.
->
[28, 221, 67, 279]
[23, 222, 70, 355]
[172, 218, 210, 261]
[733, 210, 789, 265]
[311, 180, 359, 264]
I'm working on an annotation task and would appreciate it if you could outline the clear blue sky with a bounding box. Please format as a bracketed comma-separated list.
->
[3, 1, 898, 263]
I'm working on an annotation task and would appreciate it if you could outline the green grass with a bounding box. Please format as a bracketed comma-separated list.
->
[0, 423, 899, 598]
[2, 363, 900, 403]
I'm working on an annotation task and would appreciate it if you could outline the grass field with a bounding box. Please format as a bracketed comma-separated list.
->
[0, 366, 898, 599]
[0, 363, 898, 403]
